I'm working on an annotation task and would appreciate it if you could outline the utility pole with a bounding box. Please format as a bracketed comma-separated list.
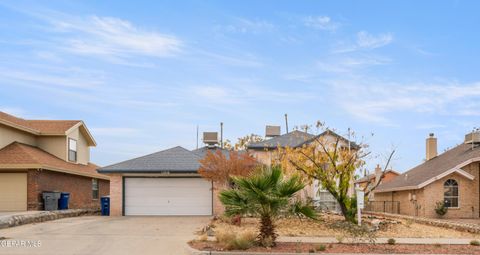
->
[284, 113, 289, 134]
[220, 122, 224, 149]
[196, 125, 199, 149]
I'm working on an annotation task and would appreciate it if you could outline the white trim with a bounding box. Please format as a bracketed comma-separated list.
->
[418, 168, 475, 189]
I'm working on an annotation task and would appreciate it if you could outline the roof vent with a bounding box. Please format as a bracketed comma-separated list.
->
[265, 125, 281, 138]
[203, 132, 219, 146]
[465, 129, 480, 144]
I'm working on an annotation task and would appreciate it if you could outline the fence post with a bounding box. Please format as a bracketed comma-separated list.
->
[383, 201, 386, 213]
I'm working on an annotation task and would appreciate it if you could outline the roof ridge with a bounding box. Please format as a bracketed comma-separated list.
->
[99, 145, 198, 170]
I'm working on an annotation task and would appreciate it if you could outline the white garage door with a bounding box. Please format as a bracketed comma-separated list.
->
[124, 177, 212, 216]
[0, 173, 27, 211]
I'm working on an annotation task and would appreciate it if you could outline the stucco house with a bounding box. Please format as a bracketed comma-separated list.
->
[98, 145, 228, 216]
[0, 111, 109, 211]
[373, 131, 480, 218]
[247, 127, 359, 211]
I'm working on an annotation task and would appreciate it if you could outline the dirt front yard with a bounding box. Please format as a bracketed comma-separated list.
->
[190, 241, 480, 254]
[210, 214, 480, 239]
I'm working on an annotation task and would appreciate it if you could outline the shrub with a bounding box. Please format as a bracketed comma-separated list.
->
[335, 235, 344, 244]
[197, 233, 208, 241]
[387, 238, 396, 245]
[434, 201, 448, 216]
[315, 244, 327, 251]
[215, 228, 256, 250]
[470, 240, 480, 246]
[329, 221, 377, 244]
[433, 243, 441, 247]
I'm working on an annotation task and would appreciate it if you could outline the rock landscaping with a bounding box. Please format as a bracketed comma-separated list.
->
[365, 211, 480, 234]
[190, 213, 480, 254]
[0, 209, 99, 229]
[189, 241, 480, 254]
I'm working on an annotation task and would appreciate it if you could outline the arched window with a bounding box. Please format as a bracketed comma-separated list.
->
[444, 179, 459, 208]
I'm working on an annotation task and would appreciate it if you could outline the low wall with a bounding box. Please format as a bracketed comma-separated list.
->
[0, 209, 99, 229]
[364, 211, 480, 234]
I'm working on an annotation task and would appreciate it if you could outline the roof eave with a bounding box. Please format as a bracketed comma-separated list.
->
[97, 169, 199, 174]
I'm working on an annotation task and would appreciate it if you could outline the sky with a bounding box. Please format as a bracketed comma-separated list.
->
[0, 0, 479, 173]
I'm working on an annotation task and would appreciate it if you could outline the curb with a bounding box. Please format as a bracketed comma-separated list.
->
[184, 244, 454, 255]
[0, 209, 99, 230]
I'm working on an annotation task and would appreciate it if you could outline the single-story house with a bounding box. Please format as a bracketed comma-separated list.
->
[98, 146, 227, 216]
[0, 111, 109, 211]
[374, 132, 480, 218]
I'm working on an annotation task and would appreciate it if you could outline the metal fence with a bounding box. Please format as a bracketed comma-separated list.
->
[364, 201, 400, 214]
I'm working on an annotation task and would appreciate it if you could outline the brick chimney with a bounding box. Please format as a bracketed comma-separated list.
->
[426, 133, 437, 160]
[374, 164, 382, 184]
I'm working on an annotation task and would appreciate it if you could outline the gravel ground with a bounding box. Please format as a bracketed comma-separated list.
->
[210, 214, 480, 239]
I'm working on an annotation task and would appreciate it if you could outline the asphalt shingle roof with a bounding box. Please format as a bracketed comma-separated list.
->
[376, 143, 480, 192]
[192, 146, 232, 159]
[0, 142, 107, 179]
[247, 130, 316, 149]
[0, 111, 80, 134]
[98, 146, 201, 173]
[247, 130, 359, 150]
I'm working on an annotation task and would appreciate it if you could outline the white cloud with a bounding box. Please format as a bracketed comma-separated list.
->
[53, 16, 182, 59]
[215, 17, 274, 34]
[304, 16, 340, 31]
[90, 127, 139, 137]
[316, 55, 391, 73]
[356, 31, 393, 49]
[333, 31, 394, 53]
[0, 106, 27, 117]
[187, 84, 314, 106]
[332, 80, 480, 124]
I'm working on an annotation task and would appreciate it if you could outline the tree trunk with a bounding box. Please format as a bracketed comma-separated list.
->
[339, 199, 356, 223]
[258, 215, 277, 247]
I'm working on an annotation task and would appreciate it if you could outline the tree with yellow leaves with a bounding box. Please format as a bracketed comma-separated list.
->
[278, 126, 368, 223]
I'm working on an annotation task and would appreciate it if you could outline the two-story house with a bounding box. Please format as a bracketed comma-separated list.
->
[0, 111, 109, 211]
[247, 127, 359, 211]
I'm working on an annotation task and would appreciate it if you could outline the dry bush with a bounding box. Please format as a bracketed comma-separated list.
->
[215, 228, 257, 250]
[197, 233, 208, 241]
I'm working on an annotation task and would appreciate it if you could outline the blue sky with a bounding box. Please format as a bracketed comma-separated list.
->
[0, 1, 479, 173]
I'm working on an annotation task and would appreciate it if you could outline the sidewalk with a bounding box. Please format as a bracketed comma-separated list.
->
[278, 236, 473, 245]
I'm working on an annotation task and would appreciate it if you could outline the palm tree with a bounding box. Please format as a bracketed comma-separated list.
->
[219, 166, 316, 247]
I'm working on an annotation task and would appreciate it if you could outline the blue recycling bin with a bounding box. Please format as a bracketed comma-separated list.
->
[58, 192, 70, 210]
[101, 196, 110, 216]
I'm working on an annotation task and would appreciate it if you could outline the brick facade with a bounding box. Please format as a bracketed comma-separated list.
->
[109, 174, 123, 216]
[373, 162, 480, 219]
[27, 169, 109, 210]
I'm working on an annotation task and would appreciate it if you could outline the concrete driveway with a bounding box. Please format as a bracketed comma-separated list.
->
[0, 216, 209, 255]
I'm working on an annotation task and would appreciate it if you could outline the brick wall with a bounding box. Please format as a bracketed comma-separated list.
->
[27, 169, 109, 210]
[109, 174, 123, 216]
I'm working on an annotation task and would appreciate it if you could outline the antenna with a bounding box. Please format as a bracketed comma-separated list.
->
[220, 122, 224, 149]
[196, 125, 199, 149]
[284, 113, 289, 134]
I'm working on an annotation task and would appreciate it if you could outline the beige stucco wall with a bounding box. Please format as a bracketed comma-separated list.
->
[37, 136, 67, 161]
[374, 162, 480, 219]
[67, 127, 90, 165]
[0, 124, 37, 149]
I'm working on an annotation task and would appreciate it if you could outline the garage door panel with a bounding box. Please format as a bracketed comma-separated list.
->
[124, 178, 212, 216]
[0, 173, 27, 211]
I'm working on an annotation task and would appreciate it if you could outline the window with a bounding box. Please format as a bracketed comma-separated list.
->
[92, 179, 99, 199]
[68, 138, 77, 162]
[444, 179, 458, 208]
